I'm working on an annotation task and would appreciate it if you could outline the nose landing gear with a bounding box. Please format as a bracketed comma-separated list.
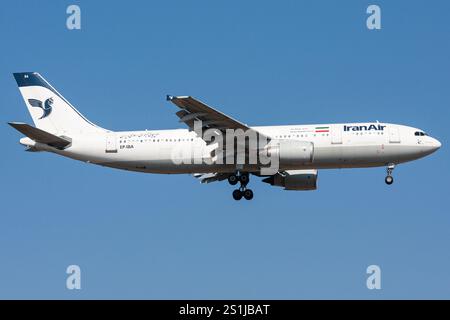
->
[385, 163, 395, 185]
[229, 173, 254, 201]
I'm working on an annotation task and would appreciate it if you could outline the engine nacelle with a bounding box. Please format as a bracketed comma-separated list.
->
[266, 140, 314, 166]
[262, 169, 318, 190]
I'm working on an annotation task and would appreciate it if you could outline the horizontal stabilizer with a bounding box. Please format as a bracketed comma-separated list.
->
[8, 122, 72, 149]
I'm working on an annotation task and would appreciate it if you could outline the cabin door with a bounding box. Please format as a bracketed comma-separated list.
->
[389, 127, 401, 143]
[106, 132, 117, 153]
[331, 125, 343, 144]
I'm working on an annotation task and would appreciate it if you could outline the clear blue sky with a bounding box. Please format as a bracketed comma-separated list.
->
[1, 0, 449, 299]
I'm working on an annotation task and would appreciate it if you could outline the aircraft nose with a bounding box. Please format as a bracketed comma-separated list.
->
[418, 137, 441, 157]
[428, 137, 441, 153]
[434, 138, 442, 150]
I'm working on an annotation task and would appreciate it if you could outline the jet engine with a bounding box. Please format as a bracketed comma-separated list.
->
[265, 140, 314, 166]
[262, 169, 318, 190]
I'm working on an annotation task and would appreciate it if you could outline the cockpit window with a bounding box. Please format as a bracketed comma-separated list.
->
[415, 131, 427, 136]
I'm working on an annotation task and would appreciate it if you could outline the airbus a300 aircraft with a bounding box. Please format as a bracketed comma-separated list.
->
[9, 72, 441, 200]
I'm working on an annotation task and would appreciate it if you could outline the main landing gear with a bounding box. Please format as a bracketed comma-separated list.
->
[385, 163, 395, 185]
[229, 173, 253, 201]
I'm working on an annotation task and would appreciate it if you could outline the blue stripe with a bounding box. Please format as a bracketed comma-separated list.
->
[13, 72, 66, 104]
[14, 72, 51, 88]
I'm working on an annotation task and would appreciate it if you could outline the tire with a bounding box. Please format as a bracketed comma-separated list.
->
[232, 189, 243, 200]
[239, 174, 249, 185]
[385, 176, 394, 185]
[228, 175, 238, 185]
[243, 189, 254, 200]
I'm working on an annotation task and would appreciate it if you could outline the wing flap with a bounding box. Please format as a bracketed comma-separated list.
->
[193, 172, 231, 184]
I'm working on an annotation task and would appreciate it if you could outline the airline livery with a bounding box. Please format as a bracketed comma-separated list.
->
[9, 72, 441, 200]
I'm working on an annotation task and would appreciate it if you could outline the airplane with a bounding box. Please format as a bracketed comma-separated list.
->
[9, 72, 441, 200]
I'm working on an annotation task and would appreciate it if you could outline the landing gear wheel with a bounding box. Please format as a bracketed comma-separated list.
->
[232, 189, 243, 200]
[239, 174, 249, 185]
[385, 163, 395, 185]
[385, 176, 394, 185]
[228, 175, 238, 185]
[243, 189, 254, 200]
[231, 172, 252, 200]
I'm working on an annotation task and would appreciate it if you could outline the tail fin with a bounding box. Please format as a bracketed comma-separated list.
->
[13, 72, 105, 134]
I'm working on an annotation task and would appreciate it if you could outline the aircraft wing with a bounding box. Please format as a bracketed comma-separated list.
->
[166, 95, 268, 140]
[167, 96, 272, 172]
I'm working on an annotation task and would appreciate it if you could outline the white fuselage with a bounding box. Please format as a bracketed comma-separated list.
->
[29, 122, 441, 174]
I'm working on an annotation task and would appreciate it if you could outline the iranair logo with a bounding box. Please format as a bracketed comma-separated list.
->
[344, 124, 386, 131]
[28, 98, 53, 119]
